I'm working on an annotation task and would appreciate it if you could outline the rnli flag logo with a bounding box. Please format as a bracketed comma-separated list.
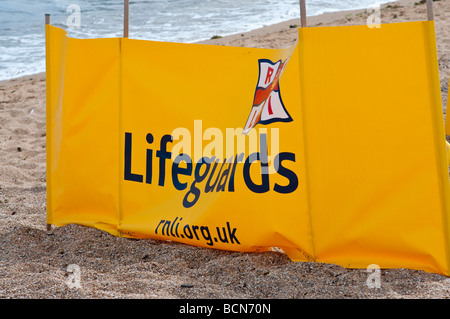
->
[243, 58, 293, 134]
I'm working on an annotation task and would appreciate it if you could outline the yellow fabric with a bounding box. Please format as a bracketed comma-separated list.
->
[46, 21, 450, 276]
[445, 80, 450, 136]
[46, 26, 121, 236]
[446, 80, 450, 164]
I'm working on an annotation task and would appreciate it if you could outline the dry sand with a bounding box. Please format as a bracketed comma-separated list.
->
[1, 0, 450, 299]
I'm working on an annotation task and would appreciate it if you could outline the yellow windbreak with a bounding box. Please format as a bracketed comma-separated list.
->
[445, 80, 450, 162]
[46, 21, 450, 276]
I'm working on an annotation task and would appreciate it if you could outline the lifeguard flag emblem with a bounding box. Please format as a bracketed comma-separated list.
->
[243, 58, 293, 134]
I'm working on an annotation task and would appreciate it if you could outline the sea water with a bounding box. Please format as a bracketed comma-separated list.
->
[0, 0, 390, 81]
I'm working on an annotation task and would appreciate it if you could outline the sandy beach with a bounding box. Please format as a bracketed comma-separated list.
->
[1, 0, 449, 299]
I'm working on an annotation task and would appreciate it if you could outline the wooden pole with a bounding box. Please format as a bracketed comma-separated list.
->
[124, 0, 129, 38]
[45, 13, 51, 233]
[426, 0, 434, 21]
[300, 0, 307, 27]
